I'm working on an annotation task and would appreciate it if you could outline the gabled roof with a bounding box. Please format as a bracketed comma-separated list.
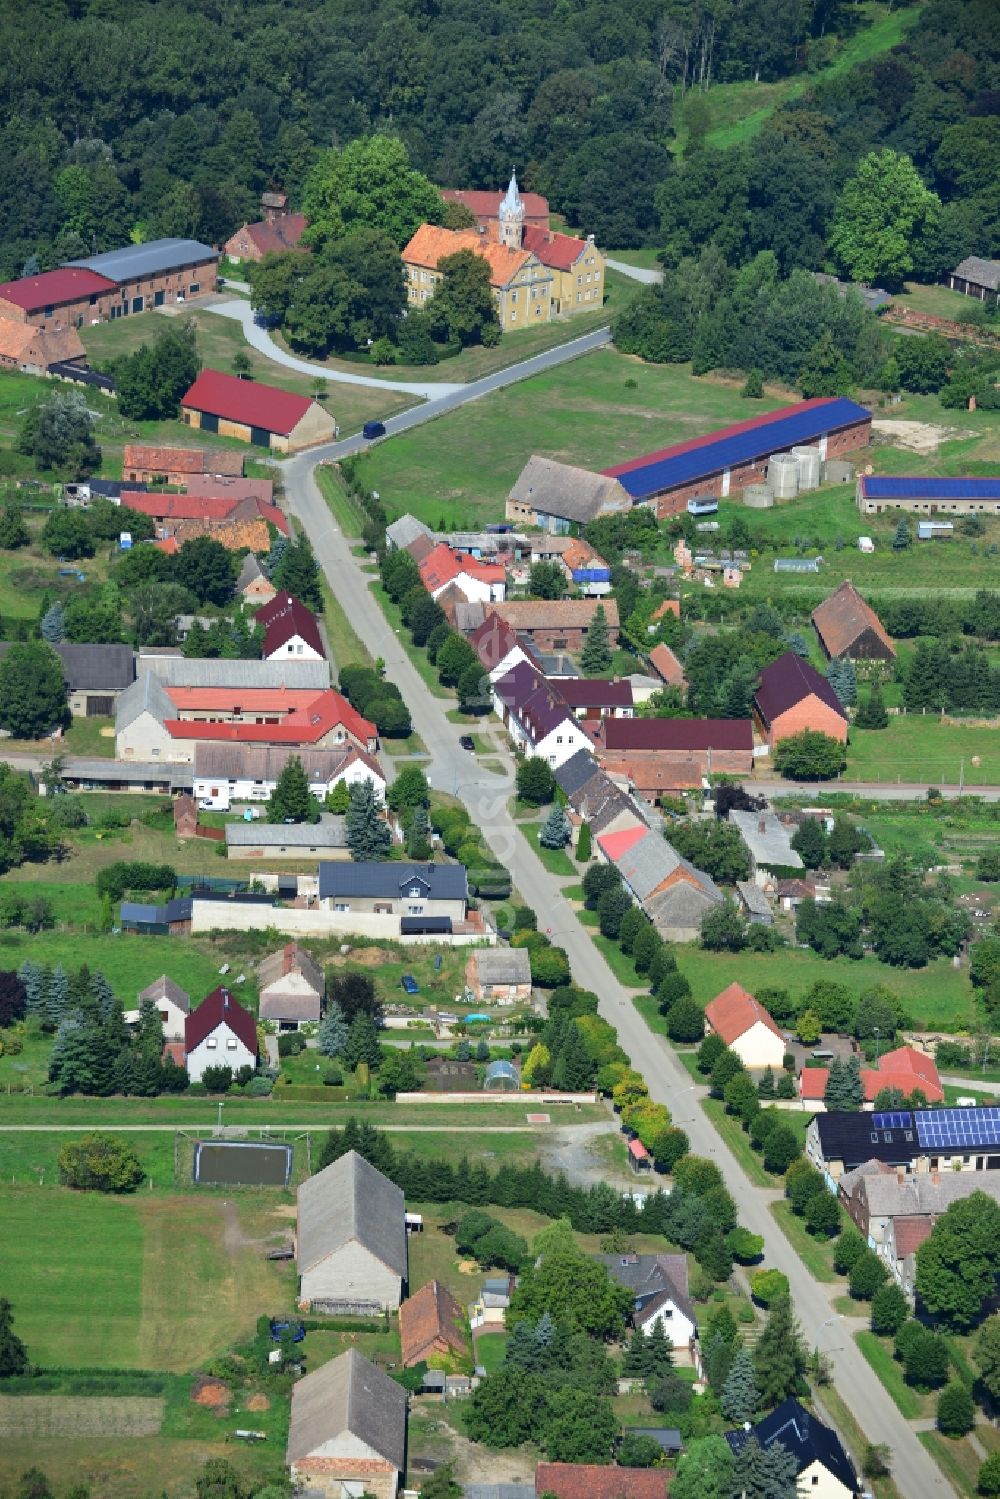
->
[473, 947, 532, 985]
[399, 1279, 467, 1366]
[602, 398, 871, 501]
[164, 690, 375, 749]
[317, 860, 467, 903]
[649, 643, 686, 687]
[115, 670, 176, 733]
[522, 224, 589, 271]
[471, 611, 528, 672]
[402, 224, 535, 287]
[0, 641, 135, 693]
[595, 1251, 695, 1323]
[597, 824, 648, 863]
[181, 369, 314, 437]
[812, 581, 894, 659]
[861, 476, 1000, 501]
[239, 214, 308, 257]
[419, 543, 506, 594]
[193, 742, 382, 786]
[225, 819, 347, 848]
[386, 513, 435, 551]
[725, 1398, 856, 1493]
[236, 553, 269, 591]
[184, 986, 258, 1054]
[878, 1045, 940, 1093]
[255, 594, 326, 658]
[554, 748, 601, 799]
[892, 1215, 935, 1257]
[705, 982, 782, 1045]
[0, 266, 117, 310]
[729, 809, 803, 870]
[141, 657, 329, 690]
[494, 598, 619, 632]
[955, 256, 1000, 291]
[296, 1150, 407, 1281]
[559, 678, 633, 709]
[286, 1347, 407, 1469]
[120, 896, 193, 925]
[441, 187, 550, 221]
[258, 941, 325, 997]
[509, 455, 630, 525]
[754, 652, 847, 726]
[615, 829, 716, 904]
[138, 975, 191, 1013]
[534, 1465, 668, 1499]
[601, 717, 752, 751]
[67, 237, 217, 281]
[122, 444, 243, 477]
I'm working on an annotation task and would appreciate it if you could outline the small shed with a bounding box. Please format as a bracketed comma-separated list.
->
[173, 795, 199, 838]
[627, 1138, 651, 1175]
[466, 947, 532, 1005]
[483, 1059, 520, 1092]
[736, 880, 774, 926]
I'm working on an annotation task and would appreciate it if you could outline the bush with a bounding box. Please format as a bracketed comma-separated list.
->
[833, 1227, 867, 1276]
[277, 1032, 306, 1057]
[666, 995, 704, 1043]
[58, 1133, 144, 1193]
[750, 1268, 789, 1306]
[978, 1453, 1000, 1495]
[201, 1065, 234, 1093]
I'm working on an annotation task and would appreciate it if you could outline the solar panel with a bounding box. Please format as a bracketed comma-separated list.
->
[871, 1111, 912, 1131]
[913, 1107, 1000, 1151]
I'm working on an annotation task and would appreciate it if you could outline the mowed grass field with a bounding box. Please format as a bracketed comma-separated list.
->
[353, 349, 791, 528]
[672, 945, 975, 1030]
[1, 1187, 295, 1370]
[845, 715, 1000, 786]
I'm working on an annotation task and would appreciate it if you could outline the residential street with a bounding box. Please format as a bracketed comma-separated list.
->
[284, 452, 954, 1499]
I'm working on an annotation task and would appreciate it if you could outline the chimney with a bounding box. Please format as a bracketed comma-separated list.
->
[758, 816, 766, 835]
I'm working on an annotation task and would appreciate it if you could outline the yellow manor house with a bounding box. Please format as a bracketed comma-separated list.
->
[402, 173, 605, 331]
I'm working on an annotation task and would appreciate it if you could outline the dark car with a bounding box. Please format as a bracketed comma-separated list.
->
[459, 735, 475, 751]
[401, 974, 420, 994]
[362, 420, 386, 440]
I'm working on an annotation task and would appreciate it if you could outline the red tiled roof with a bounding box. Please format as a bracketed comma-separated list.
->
[154, 536, 180, 555]
[184, 474, 273, 503]
[181, 369, 314, 437]
[812, 580, 895, 660]
[398, 1280, 467, 1367]
[754, 652, 847, 726]
[705, 982, 782, 1045]
[535, 1464, 668, 1499]
[628, 1138, 649, 1161]
[162, 1040, 186, 1068]
[597, 824, 649, 862]
[165, 690, 376, 748]
[441, 188, 550, 221]
[185, 986, 257, 1054]
[419, 543, 506, 594]
[241, 215, 309, 257]
[522, 224, 588, 271]
[799, 1068, 829, 1100]
[601, 717, 752, 751]
[0, 267, 117, 311]
[121, 489, 288, 535]
[649, 644, 686, 687]
[122, 444, 243, 477]
[255, 594, 326, 659]
[402, 225, 533, 288]
[166, 687, 321, 712]
[893, 1216, 934, 1257]
[877, 1045, 940, 1091]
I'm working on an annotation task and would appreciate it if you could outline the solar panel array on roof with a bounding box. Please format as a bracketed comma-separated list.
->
[602, 398, 870, 500]
[862, 477, 1000, 501]
[872, 1110, 912, 1131]
[914, 1106, 1000, 1151]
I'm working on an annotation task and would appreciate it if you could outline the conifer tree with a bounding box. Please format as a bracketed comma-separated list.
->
[346, 779, 391, 860]
[576, 820, 592, 862]
[0, 1297, 28, 1376]
[539, 803, 571, 849]
[645, 1318, 673, 1380]
[46, 967, 71, 1029]
[753, 1296, 806, 1408]
[721, 1344, 758, 1423]
[855, 688, 889, 729]
[40, 601, 65, 644]
[580, 605, 612, 675]
[269, 756, 320, 823]
[342, 1012, 382, 1070]
[733, 1435, 798, 1499]
[18, 960, 42, 1015]
[317, 1000, 349, 1057]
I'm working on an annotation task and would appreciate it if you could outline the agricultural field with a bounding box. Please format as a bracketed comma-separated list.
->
[844, 715, 999, 787]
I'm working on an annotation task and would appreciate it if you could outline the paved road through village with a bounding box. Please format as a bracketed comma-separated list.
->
[283, 445, 954, 1499]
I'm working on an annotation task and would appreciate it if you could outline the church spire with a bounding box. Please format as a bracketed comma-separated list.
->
[498, 169, 525, 248]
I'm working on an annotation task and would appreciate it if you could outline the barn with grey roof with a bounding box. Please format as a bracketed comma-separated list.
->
[296, 1150, 407, 1312]
[506, 455, 631, 533]
[286, 1347, 407, 1499]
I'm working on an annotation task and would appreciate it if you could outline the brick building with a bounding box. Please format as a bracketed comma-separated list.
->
[442, 185, 551, 238]
[753, 652, 848, 750]
[0, 317, 86, 373]
[487, 598, 619, 654]
[122, 444, 244, 486]
[0, 267, 118, 331]
[66, 238, 218, 317]
[602, 398, 872, 519]
[180, 369, 336, 452]
[596, 716, 753, 797]
[812, 580, 895, 662]
[857, 475, 1000, 517]
[224, 191, 309, 264]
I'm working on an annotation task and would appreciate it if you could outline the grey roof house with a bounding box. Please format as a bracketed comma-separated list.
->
[950, 256, 1000, 302]
[258, 941, 324, 1028]
[596, 1252, 699, 1360]
[0, 641, 135, 717]
[225, 818, 349, 860]
[385, 513, 435, 552]
[607, 830, 722, 942]
[317, 861, 469, 937]
[467, 946, 532, 1003]
[296, 1149, 407, 1312]
[135, 974, 190, 1040]
[138, 655, 330, 690]
[286, 1348, 407, 1496]
[730, 809, 803, 887]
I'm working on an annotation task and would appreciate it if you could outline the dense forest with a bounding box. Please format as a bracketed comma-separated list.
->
[0, 0, 996, 274]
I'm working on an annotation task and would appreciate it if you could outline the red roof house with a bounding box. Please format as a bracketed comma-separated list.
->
[754, 652, 848, 749]
[534, 1464, 669, 1499]
[704, 983, 784, 1069]
[418, 544, 506, 603]
[255, 594, 326, 661]
[184, 987, 258, 1082]
[798, 1045, 943, 1108]
[164, 689, 376, 753]
[180, 369, 336, 453]
[595, 715, 753, 798]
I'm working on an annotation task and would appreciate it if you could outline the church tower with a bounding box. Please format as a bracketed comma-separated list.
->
[498, 170, 525, 249]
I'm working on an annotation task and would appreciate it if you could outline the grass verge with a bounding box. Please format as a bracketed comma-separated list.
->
[770, 1199, 839, 1282]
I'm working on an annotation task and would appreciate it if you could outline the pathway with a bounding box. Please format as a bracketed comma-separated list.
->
[606, 257, 663, 285]
[282, 452, 955, 1499]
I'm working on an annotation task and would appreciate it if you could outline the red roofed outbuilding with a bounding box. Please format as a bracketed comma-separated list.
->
[0, 267, 118, 329]
[705, 982, 785, 1070]
[184, 986, 257, 1082]
[534, 1464, 669, 1499]
[180, 368, 336, 453]
[800, 1045, 943, 1109]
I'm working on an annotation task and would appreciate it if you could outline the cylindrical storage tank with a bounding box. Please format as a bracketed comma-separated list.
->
[768, 453, 800, 500]
[822, 458, 854, 484]
[743, 484, 774, 508]
[791, 445, 821, 491]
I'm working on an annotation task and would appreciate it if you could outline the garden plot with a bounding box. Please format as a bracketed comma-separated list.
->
[0, 1395, 164, 1439]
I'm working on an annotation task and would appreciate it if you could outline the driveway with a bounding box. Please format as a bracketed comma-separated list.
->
[606, 257, 663, 285]
[282, 451, 955, 1499]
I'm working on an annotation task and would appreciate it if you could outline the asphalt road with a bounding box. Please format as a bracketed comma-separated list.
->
[284, 455, 954, 1499]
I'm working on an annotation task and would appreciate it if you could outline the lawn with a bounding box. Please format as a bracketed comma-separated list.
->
[770, 1199, 840, 1283]
[895, 281, 986, 323]
[474, 1330, 508, 1372]
[819, 1386, 902, 1499]
[846, 715, 999, 788]
[0, 1093, 608, 1126]
[81, 308, 415, 437]
[919, 1431, 985, 1497]
[524, 823, 576, 877]
[696, 3, 922, 153]
[855, 1331, 929, 1420]
[673, 945, 975, 1031]
[701, 1096, 772, 1188]
[352, 349, 791, 529]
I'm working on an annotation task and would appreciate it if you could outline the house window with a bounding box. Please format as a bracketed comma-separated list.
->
[408, 904, 424, 914]
[226, 1038, 237, 1049]
[408, 885, 422, 897]
[189, 283, 200, 295]
[334, 902, 349, 912]
[207, 1038, 217, 1048]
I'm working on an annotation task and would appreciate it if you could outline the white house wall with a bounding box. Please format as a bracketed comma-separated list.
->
[300, 1240, 403, 1310]
[187, 1021, 256, 1082]
[730, 1021, 785, 1070]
